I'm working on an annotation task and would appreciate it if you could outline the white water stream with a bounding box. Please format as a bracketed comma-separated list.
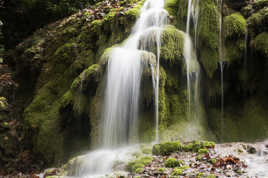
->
[184, 0, 200, 118]
[217, 0, 225, 141]
[69, 0, 168, 177]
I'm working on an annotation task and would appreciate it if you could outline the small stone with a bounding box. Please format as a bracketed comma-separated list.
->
[247, 145, 257, 154]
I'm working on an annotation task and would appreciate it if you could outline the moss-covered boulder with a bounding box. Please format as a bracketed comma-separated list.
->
[5, 0, 145, 165]
[127, 156, 153, 173]
[164, 157, 183, 167]
[165, 0, 188, 31]
[224, 13, 247, 39]
[248, 7, 268, 36]
[253, 32, 268, 58]
[160, 25, 185, 65]
[198, 0, 220, 78]
[152, 141, 182, 155]
[223, 13, 247, 63]
[183, 140, 215, 152]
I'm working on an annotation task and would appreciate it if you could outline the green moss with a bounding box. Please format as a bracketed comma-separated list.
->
[165, 158, 183, 168]
[164, 0, 179, 17]
[171, 167, 183, 176]
[141, 147, 152, 154]
[71, 64, 101, 92]
[223, 13, 247, 39]
[139, 156, 153, 165]
[253, 0, 268, 10]
[183, 141, 215, 152]
[90, 0, 144, 34]
[0, 97, 8, 111]
[127, 156, 153, 173]
[135, 167, 144, 174]
[210, 158, 217, 164]
[198, 0, 220, 78]
[198, 148, 209, 154]
[196, 154, 204, 161]
[208, 98, 268, 142]
[200, 48, 219, 78]
[254, 32, 268, 57]
[248, 7, 268, 36]
[225, 39, 245, 63]
[180, 165, 190, 170]
[152, 141, 182, 155]
[124, 0, 145, 17]
[165, 0, 188, 30]
[160, 25, 185, 64]
[157, 167, 166, 173]
[159, 67, 168, 128]
[206, 174, 216, 178]
[196, 172, 204, 178]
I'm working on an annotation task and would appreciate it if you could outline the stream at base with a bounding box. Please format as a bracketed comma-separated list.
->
[216, 140, 268, 177]
[67, 145, 139, 178]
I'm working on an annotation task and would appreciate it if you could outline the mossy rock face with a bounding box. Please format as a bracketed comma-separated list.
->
[171, 167, 183, 176]
[183, 141, 215, 152]
[248, 7, 268, 36]
[208, 98, 268, 142]
[164, 0, 188, 31]
[127, 156, 153, 173]
[223, 13, 246, 63]
[164, 0, 180, 17]
[7, 0, 145, 165]
[160, 25, 185, 65]
[0, 97, 8, 111]
[164, 157, 183, 168]
[225, 0, 247, 10]
[224, 13, 247, 40]
[198, 0, 220, 78]
[253, 32, 268, 58]
[152, 141, 182, 155]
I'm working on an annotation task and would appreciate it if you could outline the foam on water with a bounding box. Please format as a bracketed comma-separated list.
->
[70, 0, 168, 176]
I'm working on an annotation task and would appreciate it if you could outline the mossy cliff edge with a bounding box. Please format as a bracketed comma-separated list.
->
[1, 0, 268, 169]
[3, 0, 144, 166]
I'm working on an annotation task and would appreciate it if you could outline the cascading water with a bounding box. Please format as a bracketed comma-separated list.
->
[217, 0, 225, 141]
[219, 61, 224, 141]
[101, 48, 143, 147]
[191, 0, 200, 48]
[69, 0, 168, 177]
[102, 0, 168, 149]
[184, 0, 200, 118]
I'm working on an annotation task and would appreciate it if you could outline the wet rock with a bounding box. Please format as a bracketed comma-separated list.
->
[247, 145, 257, 154]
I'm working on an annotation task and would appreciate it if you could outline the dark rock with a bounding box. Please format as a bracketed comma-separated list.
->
[247, 145, 257, 154]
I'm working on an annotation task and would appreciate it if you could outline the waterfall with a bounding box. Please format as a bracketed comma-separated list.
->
[184, 0, 200, 118]
[217, 0, 225, 141]
[70, 0, 168, 177]
[219, 61, 224, 141]
[101, 48, 143, 147]
[102, 0, 168, 148]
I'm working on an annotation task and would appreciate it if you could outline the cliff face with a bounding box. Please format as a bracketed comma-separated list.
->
[0, 0, 268, 171]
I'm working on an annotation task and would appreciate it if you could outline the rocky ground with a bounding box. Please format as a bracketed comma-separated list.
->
[0, 140, 268, 178]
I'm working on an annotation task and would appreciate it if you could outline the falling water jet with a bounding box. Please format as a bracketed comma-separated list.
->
[69, 0, 168, 176]
[191, 0, 200, 48]
[219, 61, 225, 142]
[185, 0, 201, 119]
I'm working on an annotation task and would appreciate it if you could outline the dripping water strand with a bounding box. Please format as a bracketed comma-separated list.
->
[219, 61, 224, 142]
[71, 0, 168, 176]
[155, 29, 161, 143]
[185, 0, 200, 118]
[185, 0, 192, 115]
